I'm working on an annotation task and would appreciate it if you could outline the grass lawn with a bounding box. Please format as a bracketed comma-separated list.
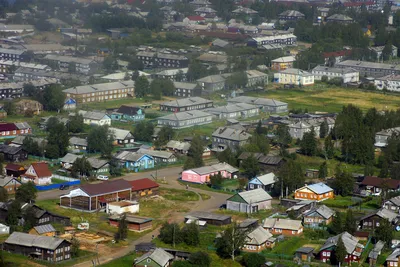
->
[322, 196, 357, 208]
[173, 120, 227, 140]
[99, 252, 136, 267]
[252, 85, 400, 113]
[269, 237, 324, 255]
[199, 192, 211, 200]
[159, 188, 199, 201]
[179, 181, 235, 195]
[51, 178, 67, 184]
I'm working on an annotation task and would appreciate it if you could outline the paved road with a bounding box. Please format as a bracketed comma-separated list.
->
[40, 165, 229, 267]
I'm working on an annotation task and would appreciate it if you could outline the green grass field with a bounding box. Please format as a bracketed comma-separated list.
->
[99, 253, 136, 267]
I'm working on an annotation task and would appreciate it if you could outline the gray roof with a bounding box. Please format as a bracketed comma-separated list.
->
[158, 110, 212, 122]
[135, 248, 174, 266]
[166, 140, 191, 151]
[253, 173, 277, 186]
[296, 247, 314, 254]
[78, 111, 110, 121]
[137, 148, 175, 159]
[161, 97, 212, 108]
[239, 218, 259, 228]
[386, 248, 400, 261]
[87, 158, 109, 169]
[43, 54, 94, 65]
[212, 126, 252, 142]
[312, 65, 358, 74]
[156, 68, 188, 76]
[197, 74, 226, 83]
[280, 68, 313, 76]
[302, 183, 333, 194]
[186, 211, 231, 221]
[327, 14, 353, 21]
[33, 224, 56, 234]
[205, 103, 258, 115]
[197, 53, 228, 64]
[63, 81, 135, 94]
[12, 135, 46, 146]
[319, 232, 364, 256]
[303, 205, 334, 219]
[69, 137, 87, 147]
[212, 38, 230, 48]
[236, 188, 272, 204]
[5, 232, 67, 250]
[188, 162, 238, 175]
[0, 176, 20, 187]
[173, 82, 198, 90]
[369, 240, 384, 260]
[109, 127, 133, 140]
[263, 218, 302, 230]
[228, 96, 287, 108]
[114, 151, 152, 162]
[279, 10, 305, 17]
[361, 208, 399, 223]
[336, 60, 400, 71]
[0, 48, 25, 55]
[246, 226, 273, 245]
[15, 122, 31, 130]
[60, 153, 82, 164]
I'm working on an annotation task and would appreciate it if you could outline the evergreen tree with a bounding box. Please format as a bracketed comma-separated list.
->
[185, 136, 204, 168]
[115, 213, 128, 242]
[135, 75, 149, 98]
[276, 125, 292, 148]
[159, 223, 182, 246]
[241, 154, 260, 179]
[333, 165, 354, 196]
[242, 253, 266, 267]
[67, 114, 84, 133]
[380, 159, 390, 178]
[335, 236, 347, 266]
[344, 209, 356, 235]
[0, 187, 7, 202]
[329, 213, 343, 235]
[300, 127, 317, 156]
[320, 120, 329, 138]
[181, 222, 200, 246]
[318, 161, 328, 178]
[375, 219, 393, 246]
[6, 200, 21, 227]
[22, 206, 37, 231]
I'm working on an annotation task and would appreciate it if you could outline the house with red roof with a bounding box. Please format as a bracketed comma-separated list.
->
[129, 178, 159, 198]
[0, 122, 31, 138]
[183, 16, 206, 25]
[21, 162, 52, 185]
[5, 163, 25, 177]
[360, 176, 400, 196]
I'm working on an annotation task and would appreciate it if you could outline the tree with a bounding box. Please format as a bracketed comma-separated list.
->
[68, 62, 76, 73]
[276, 160, 304, 197]
[216, 147, 237, 167]
[22, 206, 37, 231]
[210, 172, 223, 187]
[46, 122, 69, 158]
[71, 237, 80, 258]
[175, 70, 185, 82]
[255, 120, 267, 135]
[215, 222, 249, 260]
[320, 120, 329, 138]
[23, 136, 41, 156]
[225, 72, 248, 89]
[300, 127, 317, 156]
[344, 209, 356, 235]
[318, 161, 328, 178]
[159, 223, 182, 246]
[276, 125, 292, 148]
[187, 61, 208, 81]
[333, 165, 354, 196]
[109, 158, 122, 176]
[335, 236, 347, 266]
[67, 114, 84, 133]
[23, 83, 36, 97]
[182, 222, 200, 246]
[3, 101, 16, 116]
[134, 121, 154, 142]
[242, 253, 266, 267]
[15, 182, 37, 203]
[155, 125, 175, 148]
[390, 163, 400, 180]
[40, 84, 65, 111]
[375, 218, 393, 246]
[87, 125, 114, 158]
[128, 57, 144, 71]
[189, 251, 211, 267]
[243, 133, 269, 155]
[150, 78, 175, 100]
[71, 156, 92, 178]
[0, 187, 7, 202]
[380, 158, 390, 178]
[324, 135, 335, 159]
[103, 56, 118, 72]
[115, 213, 128, 242]
[241, 154, 260, 179]
[6, 200, 21, 227]
[135, 75, 149, 98]
[329, 213, 343, 234]
[185, 136, 204, 168]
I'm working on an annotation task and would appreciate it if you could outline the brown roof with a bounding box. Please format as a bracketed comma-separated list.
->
[31, 162, 52, 178]
[129, 178, 159, 192]
[5, 163, 25, 172]
[80, 179, 132, 196]
[361, 176, 400, 190]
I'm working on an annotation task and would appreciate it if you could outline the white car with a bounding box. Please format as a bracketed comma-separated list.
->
[97, 175, 109, 181]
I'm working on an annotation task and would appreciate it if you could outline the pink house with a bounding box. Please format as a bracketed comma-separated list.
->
[181, 162, 238, 184]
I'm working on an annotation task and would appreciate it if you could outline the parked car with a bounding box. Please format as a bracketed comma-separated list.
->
[97, 175, 109, 181]
[59, 184, 70, 190]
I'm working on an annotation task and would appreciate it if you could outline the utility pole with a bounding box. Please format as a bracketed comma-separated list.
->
[173, 223, 175, 248]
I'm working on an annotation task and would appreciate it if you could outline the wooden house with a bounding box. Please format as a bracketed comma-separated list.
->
[0, 145, 27, 162]
[21, 204, 71, 226]
[184, 211, 231, 226]
[262, 218, 303, 236]
[4, 232, 71, 262]
[107, 105, 145, 122]
[386, 248, 400, 267]
[60, 179, 133, 212]
[226, 188, 272, 213]
[114, 151, 154, 172]
[294, 183, 334, 202]
[28, 224, 57, 237]
[247, 173, 277, 192]
[134, 248, 173, 267]
[243, 226, 276, 252]
[383, 195, 400, 213]
[317, 232, 364, 264]
[368, 240, 384, 266]
[21, 162, 52, 185]
[0, 176, 21, 194]
[360, 176, 400, 196]
[129, 178, 159, 199]
[302, 205, 335, 228]
[294, 247, 314, 262]
[109, 214, 152, 232]
[5, 163, 25, 177]
[359, 208, 398, 230]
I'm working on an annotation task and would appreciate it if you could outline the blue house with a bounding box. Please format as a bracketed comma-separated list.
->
[114, 151, 154, 172]
[248, 173, 277, 192]
[108, 105, 145, 122]
[63, 98, 76, 110]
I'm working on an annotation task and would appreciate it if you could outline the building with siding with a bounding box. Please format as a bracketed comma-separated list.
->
[274, 68, 315, 86]
[212, 126, 252, 152]
[136, 51, 189, 69]
[262, 218, 303, 236]
[42, 54, 99, 74]
[312, 66, 359, 83]
[181, 162, 238, 184]
[129, 178, 159, 199]
[336, 60, 400, 78]
[227, 96, 288, 113]
[0, 48, 30, 62]
[243, 226, 275, 252]
[78, 111, 111, 126]
[114, 151, 154, 172]
[247, 173, 276, 192]
[205, 103, 259, 120]
[160, 97, 213, 112]
[107, 105, 145, 122]
[358, 208, 398, 230]
[109, 214, 152, 232]
[184, 211, 231, 225]
[134, 248, 173, 267]
[302, 205, 335, 228]
[295, 183, 334, 202]
[157, 110, 213, 129]
[0, 176, 21, 194]
[21, 162, 52, 185]
[374, 74, 400, 92]
[173, 82, 201, 98]
[227, 188, 272, 213]
[271, 56, 296, 71]
[383, 195, 400, 213]
[247, 34, 297, 48]
[28, 224, 57, 237]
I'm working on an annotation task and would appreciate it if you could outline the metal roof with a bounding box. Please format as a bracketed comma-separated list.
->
[263, 218, 302, 231]
[186, 211, 231, 221]
[44, 54, 94, 65]
[109, 127, 133, 140]
[135, 248, 174, 266]
[188, 162, 238, 175]
[305, 183, 333, 194]
[158, 110, 212, 122]
[212, 126, 252, 142]
[318, 232, 364, 255]
[5, 232, 67, 250]
[161, 97, 212, 108]
[253, 173, 276, 186]
[246, 226, 273, 245]
[228, 96, 288, 108]
[63, 81, 135, 94]
[69, 137, 87, 147]
[137, 148, 175, 159]
[303, 205, 334, 219]
[33, 224, 56, 234]
[236, 188, 272, 204]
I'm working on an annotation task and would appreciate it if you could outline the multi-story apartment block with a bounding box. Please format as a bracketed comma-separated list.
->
[136, 52, 189, 69]
[312, 66, 359, 83]
[160, 97, 213, 112]
[43, 55, 99, 74]
[63, 81, 135, 104]
[374, 74, 400, 92]
[247, 34, 297, 48]
[336, 60, 400, 78]
[157, 110, 213, 129]
[0, 48, 30, 62]
[0, 60, 50, 74]
[274, 68, 314, 86]
[13, 67, 89, 83]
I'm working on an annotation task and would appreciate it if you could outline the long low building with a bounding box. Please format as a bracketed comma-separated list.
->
[312, 66, 359, 83]
[374, 74, 400, 92]
[157, 110, 213, 129]
[228, 96, 288, 113]
[336, 60, 400, 78]
[205, 103, 259, 119]
[63, 81, 135, 104]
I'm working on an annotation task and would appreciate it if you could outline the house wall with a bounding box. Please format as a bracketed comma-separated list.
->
[386, 259, 399, 267]
[182, 169, 234, 184]
[157, 115, 213, 129]
[242, 241, 274, 252]
[265, 226, 303, 236]
[304, 214, 332, 227]
[4, 241, 71, 262]
[276, 73, 314, 86]
[271, 61, 294, 71]
[360, 215, 383, 230]
[384, 201, 400, 213]
[0, 128, 31, 137]
[294, 189, 334, 202]
[65, 87, 135, 104]
[160, 102, 213, 112]
[2, 180, 21, 194]
[312, 70, 359, 83]
[227, 200, 272, 213]
[125, 156, 154, 171]
[83, 117, 111, 126]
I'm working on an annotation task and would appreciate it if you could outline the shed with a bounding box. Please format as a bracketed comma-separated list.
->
[135, 242, 156, 253]
[185, 211, 231, 226]
[109, 214, 152, 232]
[295, 247, 314, 262]
[106, 200, 139, 215]
[29, 224, 56, 237]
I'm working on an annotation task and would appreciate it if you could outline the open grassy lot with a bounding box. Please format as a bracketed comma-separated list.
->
[268, 236, 324, 255]
[99, 252, 136, 267]
[159, 187, 199, 201]
[251, 85, 400, 113]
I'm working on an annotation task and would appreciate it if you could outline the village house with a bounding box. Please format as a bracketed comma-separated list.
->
[271, 56, 296, 71]
[312, 66, 360, 83]
[326, 14, 354, 24]
[386, 248, 400, 267]
[129, 178, 159, 199]
[295, 247, 315, 262]
[109, 127, 135, 146]
[181, 162, 238, 184]
[28, 224, 57, 237]
[5, 163, 25, 177]
[0, 122, 31, 138]
[295, 183, 334, 202]
[60, 179, 133, 212]
[374, 74, 400, 93]
[63, 81, 135, 104]
[288, 117, 336, 139]
[205, 103, 259, 120]
[247, 34, 297, 48]
[0, 60, 50, 74]
[197, 74, 227, 92]
[247, 173, 277, 192]
[166, 140, 191, 154]
[302, 205, 335, 228]
[262, 218, 303, 236]
[153, 68, 188, 81]
[375, 127, 400, 147]
[227, 188, 272, 213]
[109, 214, 153, 232]
[136, 51, 189, 69]
[4, 232, 71, 262]
[243, 226, 276, 252]
[246, 70, 268, 86]
[0, 176, 21, 194]
[383, 195, 400, 213]
[157, 110, 213, 129]
[360, 176, 400, 196]
[197, 53, 228, 65]
[136, 148, 177, 164]
[159, 97, 213, 112]
[359, 209, 398, 230]
[21, 162, 52, 185]
[0, 144, 27, 162]
[274, 68, 315, 86]
[107, 105, 145, 122]
[87, 158, 109, 175]
[212, 126, 252, 152]
[228, 96, 288, 113]
[238, 152, 285, 173]
[286, 200, 316, 218]
[368, 241, 385, 266]
[114, 151, 154, 172]
[0, 48, 30, 62]
[173, 82, 201, 98]
[69, 137, 87, 151]
[134, 248, 173, 267]
[78, 111, 111, 126]
[278, 10, 305, 21]
[317, 232, 364, 264]
[185, 211, 232, 226]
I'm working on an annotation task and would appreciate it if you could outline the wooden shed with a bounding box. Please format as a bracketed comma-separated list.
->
[109, 214, 153, 232]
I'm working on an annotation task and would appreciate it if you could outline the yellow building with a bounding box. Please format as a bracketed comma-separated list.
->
[274, 68, 314, 86]
[271, 56, 296, 71]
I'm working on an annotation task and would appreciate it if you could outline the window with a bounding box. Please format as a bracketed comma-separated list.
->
[327, 252, 330, 257]
[323, 252, 326, 256]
